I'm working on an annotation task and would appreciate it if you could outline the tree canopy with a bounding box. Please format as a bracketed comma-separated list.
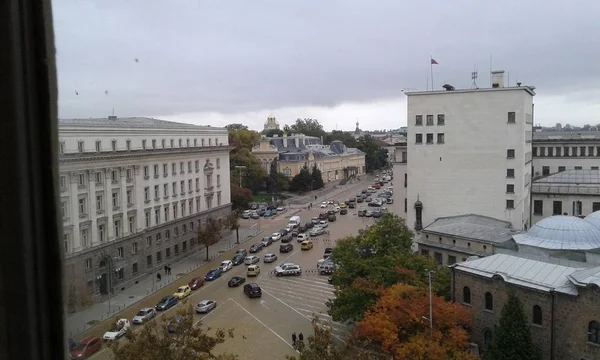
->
[230, 183, 253, 211]
[289, 165, 324, 193]
[327, 214, 450, 322]
[196, 217, 222, 261]
[108, 305, 236, 360]
[354, 284, 476, 360]
[486, 292, 541, 360]
[285, 118, 326, 138]
[226, 125, 267, 192]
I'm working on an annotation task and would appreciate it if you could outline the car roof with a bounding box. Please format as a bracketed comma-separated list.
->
[246, 283, 260, 288]
[81, 336, 98, 344]
[140, 307, 154, 311]
[199, 300, 212, 304]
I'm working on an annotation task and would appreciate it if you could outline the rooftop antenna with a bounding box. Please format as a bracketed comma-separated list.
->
[112, 108, 115, 116]
[471, 69, 478, 89]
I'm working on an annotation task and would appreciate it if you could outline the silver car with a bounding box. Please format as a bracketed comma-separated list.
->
[263, 253, 278, 263]
[244, 255, 260, 265]
[195, 300, 217, 314]
[132, 307, 156, 324]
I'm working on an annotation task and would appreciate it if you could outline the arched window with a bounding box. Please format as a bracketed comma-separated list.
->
[532, 305, 542, 325]
[485, 292, 493, 311]
[462, 286, 471, 304]
[588, 321, 600, 344]
[483, 329, 493, 349]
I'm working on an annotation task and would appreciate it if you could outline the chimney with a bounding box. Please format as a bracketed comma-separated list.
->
[491, 70, 505, 88]
[283, 133, 288, 148]
[295, 136, 299, 147]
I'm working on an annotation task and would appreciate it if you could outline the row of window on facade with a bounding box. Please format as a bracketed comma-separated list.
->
[533, 145, 600, 157]
[143, 177, 220, 202]
[533, 200, 600, 217]
[536, 165, 599, 177]
[415, 133, 445, 144]
[415, 114, 446, 126]
[60, 137, 223, 154]
[142, 159, 220, 179]
[63, 194, 221, 253]
[462, 287, 543, 324]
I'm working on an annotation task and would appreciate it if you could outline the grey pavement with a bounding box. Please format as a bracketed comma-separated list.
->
[65, 227, 259, 337]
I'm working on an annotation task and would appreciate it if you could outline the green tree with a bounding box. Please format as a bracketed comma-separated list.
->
[225, 123, 248, 131]
[230, 183, 253, 211]
[289, 165, 312, 192]
[226, 211, 241, 245]
[327, 214, 450, 322]
[311, 164, 324, 190]
[262, 128, 284, 137]
[268, 158, 279, 195]
[109, 305, 236, 360]
[227, 126, 267, 192]
[196, 217, 222, 261]
[357, 136, 388, 173]
[324, 131, 359, 147]
[288, 118, 327, 138]
[276, 173, 290, 192]
[486, 292, 541, 360]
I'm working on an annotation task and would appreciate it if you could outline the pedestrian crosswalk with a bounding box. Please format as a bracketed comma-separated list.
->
[257, 275, 353, 339]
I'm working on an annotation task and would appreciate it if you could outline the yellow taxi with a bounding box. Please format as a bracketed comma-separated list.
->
[173, 285, 191, 299]
[301, 240, 314, 250]
[339, 202, 347, 209]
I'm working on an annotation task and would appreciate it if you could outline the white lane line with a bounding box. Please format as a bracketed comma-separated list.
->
[195, 298, 233, 325]
[285, 276, 334, 287]
[274, 278, 335, 291]
[257, 285, 332, 305]
[257, 292, 328, 313]
[261, 289, 348, 345]
[258, 281, 334, 299]
[229, 298, 295, 350]
[257, 249, 300, 281]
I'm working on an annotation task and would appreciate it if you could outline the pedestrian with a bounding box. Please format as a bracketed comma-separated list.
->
[167, 266, 171, 275]
[163, 265, 168, 275]
[291, 332, 297, 347]
[298, 332, 304, 342]
[157, 273, 161, 282]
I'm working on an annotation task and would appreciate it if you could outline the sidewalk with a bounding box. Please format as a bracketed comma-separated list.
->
[65, 227, 258, 337]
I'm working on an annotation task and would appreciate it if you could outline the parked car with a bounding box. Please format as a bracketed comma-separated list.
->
[247, 264, 261, 277]
[310, 227, 324, 237]
[311, 217, 320, 224]
[132, 308, 156, 324]
[244, 255, 260, 265]
[348, 202, 356, 209]
[340, 208, 348, 215]
[228, 276, 246, 287]
[297, 233, 309, 242]
[249, 243, 263, 253]
[195, 300, 217, 314]
[70, 336, 102, 359]
[301, 240, 314, 250]
[235, 249, 248, 257]
[358, 210, 366, 217]
[328, 215, 337, 222]
[155, 295, 178, 311]
[103, 319, 130, 340]
[279, 243, 294, 253]
[219, 260, 233, 272]
[231, 254, 245, 266]
[188, 277, 205, 290]
[305, 221, 314, 228]
[204, 268, 223, 281]
[173, 285, 192, 299]
[244, 283, 262, 298]
[356, 197, 364, 203]
[319, 220, 328, 228]
[263, 253, 278, 263]
[271, 233, 281, 241]
[261, 237, 273, 247]
[281, 233, 293, 243]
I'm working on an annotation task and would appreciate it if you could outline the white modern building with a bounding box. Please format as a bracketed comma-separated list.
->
[59, 116, 232, 298]
[390, 142, 408, 218]
[532, 131, 600, 178]
[532, 170, 600, 225]
[406, 73, 535, 234]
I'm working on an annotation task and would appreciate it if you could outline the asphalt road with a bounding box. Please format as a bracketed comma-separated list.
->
[89, 180, 395, 359]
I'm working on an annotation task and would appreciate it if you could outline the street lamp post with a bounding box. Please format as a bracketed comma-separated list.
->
[235, 165, 246, 187]
[428, 270, 434, 337]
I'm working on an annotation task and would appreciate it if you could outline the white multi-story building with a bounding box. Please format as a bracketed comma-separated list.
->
[406, 73, 535, 234]
[390, 142, 408, 219]
[532, 131, 600, 177]
[59, 116, 232, 298]
[532, 169, 600, 225]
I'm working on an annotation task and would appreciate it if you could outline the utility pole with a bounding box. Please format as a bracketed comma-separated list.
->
[428, 270, 434, 337]
[235, 165, 246, 187]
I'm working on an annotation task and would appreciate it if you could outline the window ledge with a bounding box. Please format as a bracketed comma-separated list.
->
[154, 175, 159, 179]
[587, 341, 600, 348]
[415, 142, 423, 145]
[172, 194, 178, 198]
[112, 180, 119, 184]
[484, 309, 494, 314]
[507, 157, 515, 159]
[530, 323, 542, 329]
[506, 192, 515, 194]
[79, 213, 88, 219]
[96, 209, 104, 215]
[180, 192, 186, 196]
[113, 206, 121, 211]
[461, 302, 471, 307]
[78, 184, 87, 189]
[154, 197, 160, 201]
[506, 176, 515, 179]
[95, 183, 103, 188]
[163, 195, 169, 199]
[126, 178, 133, 183]
[144, 176, 149, 180]
[196, 189, 200, 192]
[163, 173, 168, 177]
[172, 172, 177, 176]
[437, 142, 445, 144]
[144, 199, 150, 204]
[506, 207, 515, 210]
[533, 213, 543, 216]
[127, 203, 134, 208]
[180, 171, 185, 175]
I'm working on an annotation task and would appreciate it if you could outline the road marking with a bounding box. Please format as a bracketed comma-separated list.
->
[258, 279, 334, 298]
[229, 298, 295, 350]
[256, 249, 299, 281]
[195, 298, 233, 324]
[258, 285, 331, 306]
[259, 299, 271, 310]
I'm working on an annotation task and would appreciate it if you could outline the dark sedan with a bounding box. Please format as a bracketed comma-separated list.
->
[228, 276, 246, 287]
[204, 268, 223, 281]
[249, 243, 263, 253]
[155, 295, 178, 311]
[188, 277, 205, 290]
[231, 254, 245, 266]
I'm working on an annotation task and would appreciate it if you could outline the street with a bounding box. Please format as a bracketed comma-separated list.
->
[88, 178, 400, 359]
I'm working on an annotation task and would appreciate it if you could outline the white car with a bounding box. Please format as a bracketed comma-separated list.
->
[132, 307, 156, 324]
[275, 263, 302, 276]
[297, 233, 308, 241]
[320, 202, 328, 208]
[319, 220, 328, 228]
[277, 206, 285, 212]
[332, 206, 340, 213]
[271, 233, 282, 241]
[244, 255, 260, 265]
[220, 260, 233, 272]
[195, 300, 217, 314]
[285, 225, 293, 233]
[103, 319, 130, 340]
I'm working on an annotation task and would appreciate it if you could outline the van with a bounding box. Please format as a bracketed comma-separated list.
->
[288, 216, 301, 227]
[247, 265, 260, 277]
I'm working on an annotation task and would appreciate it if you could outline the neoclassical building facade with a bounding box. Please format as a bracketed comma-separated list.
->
[59, 116, 232, 299]
[252, 133, 365, 182]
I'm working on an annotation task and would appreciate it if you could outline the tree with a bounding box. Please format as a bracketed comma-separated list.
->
[227, 126, 267, 192]
[109, 304, 237, 360]
[226, 212, 241, 245]
[354, 284, 476, 360]
[276, 172, 290, 192]
[268, 158, 279, 195]
[285, 317, 376, 360]
[225, 123, 248, 131]
[288, 118, 327, 138]
[262, 128, 284, 137]
[66, 279, 94, 314]
[230, 183, 252, 211]
[486, 292, 541, 360]
[289, 165, 312, 192]
[311, 164, 324, 190]
[324, 131, 359, 147]
[327, 214, 451, 322]
[356, 136, 388, 173]
[196, 217, 221, 261]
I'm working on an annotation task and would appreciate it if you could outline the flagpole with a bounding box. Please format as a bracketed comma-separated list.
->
[430, 55, 434, 91]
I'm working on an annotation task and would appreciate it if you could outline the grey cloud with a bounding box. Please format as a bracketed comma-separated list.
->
[53, 0, 600, 118]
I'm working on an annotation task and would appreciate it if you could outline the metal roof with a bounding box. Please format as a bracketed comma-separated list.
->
[453, 253, 579, 295]
[533, 131, 600, 141]
[423, 214, 519, 244]
[584, 211, 600, 231]
[513, 216, 600, 250]
[534, 170, 600, 184]
[59, 117, 222, 131]
[567, 266, 600, 288]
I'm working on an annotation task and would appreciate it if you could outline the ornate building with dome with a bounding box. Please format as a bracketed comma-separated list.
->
[263, 114, 280, 131]
[435, 212, 600, 359]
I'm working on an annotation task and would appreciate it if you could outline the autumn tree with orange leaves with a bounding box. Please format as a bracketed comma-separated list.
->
[354, 284, 477, 360]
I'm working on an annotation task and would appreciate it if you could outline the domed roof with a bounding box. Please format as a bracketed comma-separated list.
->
[584, 210, 600, 230]
[267, 114, 275, 120]
[513, 216, 600, 250]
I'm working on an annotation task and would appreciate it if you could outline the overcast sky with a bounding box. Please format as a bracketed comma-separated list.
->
[53, 0, 600, 131]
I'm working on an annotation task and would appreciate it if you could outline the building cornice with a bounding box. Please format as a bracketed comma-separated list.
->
[59, 146, 234, 164]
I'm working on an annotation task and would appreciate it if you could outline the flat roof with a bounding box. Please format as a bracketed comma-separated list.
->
[533, 131, 600, 141]
[405, 86, 535, 97]
[534, 170, 600, 184]
[59, 117, 223, 131]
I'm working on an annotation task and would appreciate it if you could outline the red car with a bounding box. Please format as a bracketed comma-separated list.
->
[188, 277, 205, 290]
[375, 184, 381, 189]
[70, 336, 101, 359]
